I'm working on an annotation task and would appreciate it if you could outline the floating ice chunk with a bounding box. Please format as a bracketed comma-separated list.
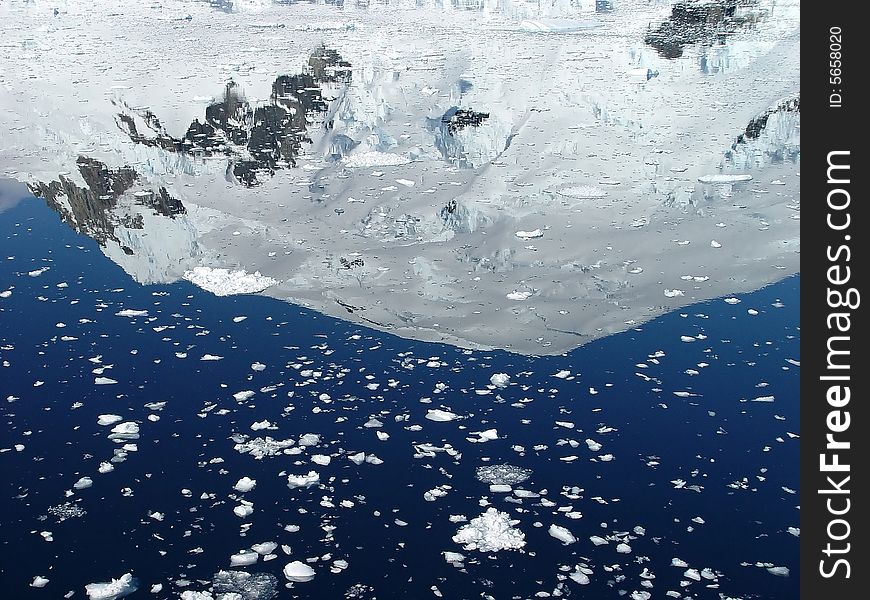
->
[343, 152, 411, 168]
[724, 297, 741, 304]
[698, 174, 752, 183]
[515, 229, 544, 240]
[108, 422, 139, 441]
[766, 566, 790, 577]
[115, 309, 148, 318]
[283, 561, 315, 583]
[506, 291, 533, 301]
[490, 373, 510, 388]
[180, 592, 213, 600]
[97, 415, 123, 426]
[475, 464, 532, 485]
[298, 433, 320, 447]
[489, 484, 512, 493]
[95, 377, 118, 385]
[30, 576, 49, 588]
[183, 267, 278, 296]
[348, 452, 366, 465]
[28, 267, 50, 277]
[200, 354, 223, 361]
[74, 477, 93, 490]
[251, 362, 266, 371]
[311, 454, 331, 466]
[251, 420, 275, 431]
[630, 592, 651, 600]
[443, 551, 465, 564]
[671, 558, 689, 568]
[234, 391, 255, 402]
[710, 240, 722, 248]
[98, 462, 114, 474]
[787, 527, 800, 537]
[234, 477, 257, 493]
[252, 542, 278, 555]
[426, 409, 460, 422]
[84, 573, 138, 599]
[680, 336, 696, 343]
[469, 429, 499, 443]
[233, 504, 254, 518]
[396, 179, 415, 187]
[234, 436, 295, 459]
[548, 524, 577, 545]
[452, 508, 526, 552]
[287, 471, 319, 489]
[752, 395, 775, 402]
[569, 570, 590, 585]
[585, 439, 602, 452]
[229, 552, 258, 567]
[664, 289, 685, 298]
[554, 370, 571, 379]
[616, 543, 632, 553]
[684, 568, 701, 581]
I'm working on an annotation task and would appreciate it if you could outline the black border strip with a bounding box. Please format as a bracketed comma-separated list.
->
[802, 4, 867, 596]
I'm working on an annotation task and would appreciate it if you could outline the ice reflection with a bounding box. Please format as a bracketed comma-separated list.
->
[115, 46, 351, 187]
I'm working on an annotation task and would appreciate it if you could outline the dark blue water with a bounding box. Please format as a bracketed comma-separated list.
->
[0, 197, 799, 599]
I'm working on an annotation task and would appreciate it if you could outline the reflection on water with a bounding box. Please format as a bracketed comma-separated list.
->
[645, 0, 764, 59]
[28, 157, 185, 252]
[432, 107, 498, 168]
[115, 46, 351, 187]
[726, 95, 800, 169]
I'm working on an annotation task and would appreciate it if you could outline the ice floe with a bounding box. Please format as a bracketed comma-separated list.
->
[183, 267, 278, 296]
[452, 508, 526, 553]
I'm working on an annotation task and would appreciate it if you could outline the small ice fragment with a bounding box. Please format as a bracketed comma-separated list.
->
[548, 524, 577, 545]
[84, 573, 138, 599]
[287, 471, 320, 489]
[506, 291, 533, 301]
[489, 373, 510, 388]
[30, 576, 50, 588]
[97, 415, 123, 426]
[697, 174, 752, 183]
[234, 477, 257, 493]
[515, 229, 544, 239]
[569, 571, 590, 585]
[452, 508, 526, 552]
[229, 552, 258, 567]
[73, 477, 93, 490]
[426, 409, 459, 422]
[283, 561, 315, 582]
